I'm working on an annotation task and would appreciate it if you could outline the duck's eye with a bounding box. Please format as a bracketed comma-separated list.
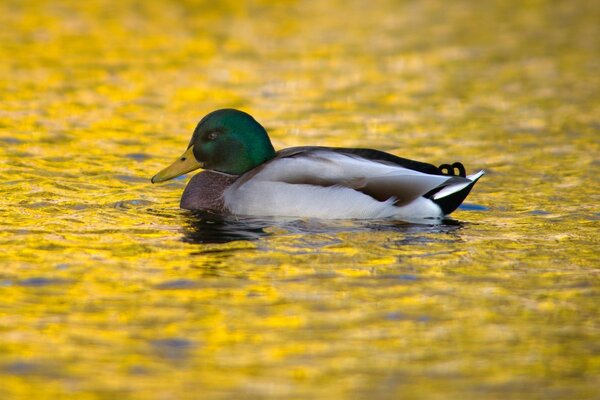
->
[207, 131, 218, 140]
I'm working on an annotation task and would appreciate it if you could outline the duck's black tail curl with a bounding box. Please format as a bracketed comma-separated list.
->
[438, 162, 466, 177]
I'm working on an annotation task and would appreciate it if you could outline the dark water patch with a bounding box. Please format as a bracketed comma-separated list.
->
[529, 209, 551, 215]
[150, 338, 195, 361]
[36, 243, 68, 251]
[350, 274, 420, 288]
[125, 153, 151, 161]
[384, 312, 431, 322]
[5, 361, 43, 375]
[377, 273, 419, 281]
[114, 174, 149, 183]
[384, 312, 408, 321]
[156, 278, 245, 290]
[128, 365, 151, 375]
[9, 151, 34, 159]
[310, 271, 339, 280]
[192, 247, 251, 255]
[23, 201, 56, 209]
[53, 183, 81, 192]
[155, 279, 198, 290]
[3, 361, 64, 378]
[416, 250, 463, 258]
[112, 199, 154, 209]
[39, 133, 73, 144]
[291, 235, 344, 250]
[2, 179, 28, 186]
[17, 277, 69, 287]
[64, 203, 89, 211]
[459, 203, 488, 211]
[44, 156, 74, 162]
[282, 272, 339, 283]
[0, 136, 22, 144]
[3, 228, 49, 235]
[144, 207, 185, 219]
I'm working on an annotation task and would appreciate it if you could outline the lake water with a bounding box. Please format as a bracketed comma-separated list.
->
[0, 0, 598, 398]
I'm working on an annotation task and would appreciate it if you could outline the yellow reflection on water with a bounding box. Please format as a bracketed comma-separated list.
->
[0, 0, 599, 398]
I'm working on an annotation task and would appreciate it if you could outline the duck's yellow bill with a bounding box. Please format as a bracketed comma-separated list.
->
[151, 146, 203, 183]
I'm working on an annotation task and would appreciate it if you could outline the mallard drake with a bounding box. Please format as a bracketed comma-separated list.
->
[151, 109, 484, 222]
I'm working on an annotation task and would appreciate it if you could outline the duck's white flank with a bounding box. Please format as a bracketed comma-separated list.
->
[222, 151, 481, 221]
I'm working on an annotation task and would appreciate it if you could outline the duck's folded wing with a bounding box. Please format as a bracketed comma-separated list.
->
[237, 148, 470, 206]
[350, 173, 467, 205]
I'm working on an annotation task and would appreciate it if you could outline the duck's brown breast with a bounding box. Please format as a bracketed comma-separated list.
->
[180, 171, 238, 212]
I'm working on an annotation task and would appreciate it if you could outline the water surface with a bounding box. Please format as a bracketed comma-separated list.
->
[0, 0, 598, 398]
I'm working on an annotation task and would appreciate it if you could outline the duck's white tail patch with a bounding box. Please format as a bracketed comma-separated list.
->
[432, 170, 485, 200]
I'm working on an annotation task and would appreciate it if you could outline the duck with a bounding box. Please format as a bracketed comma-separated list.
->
[151, 109, 484, 222]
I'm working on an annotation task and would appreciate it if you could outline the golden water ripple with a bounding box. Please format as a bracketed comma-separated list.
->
[0, 0, 599, 398]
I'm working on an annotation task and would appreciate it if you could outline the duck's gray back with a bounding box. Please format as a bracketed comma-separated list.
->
[180, 171, 238, 212]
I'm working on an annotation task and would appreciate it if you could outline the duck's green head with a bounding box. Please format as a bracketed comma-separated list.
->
[151, 109, 276, 183]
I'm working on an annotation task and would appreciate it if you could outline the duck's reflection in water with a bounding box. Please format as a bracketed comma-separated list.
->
[182, 211, 273, 244]
[182, 211, 465, 245]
